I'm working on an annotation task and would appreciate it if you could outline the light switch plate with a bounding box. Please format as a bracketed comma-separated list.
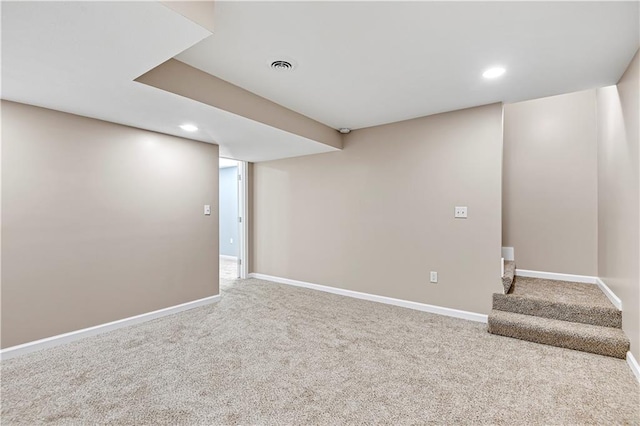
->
[455, 206, 467, 218]
[204, 205, 211, 215]
[430, 271, 438, 283]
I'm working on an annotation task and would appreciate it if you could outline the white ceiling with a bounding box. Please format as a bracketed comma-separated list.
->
[3, 2, 638, 161]
[0, 1, 337, 162]
[177, 1, 640, 130]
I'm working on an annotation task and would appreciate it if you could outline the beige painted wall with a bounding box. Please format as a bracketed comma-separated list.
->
[503, 90, 598, 275]
[252, 103, 503, 314]
[1, 101, 219, 348]
[597, 50, 639, 359]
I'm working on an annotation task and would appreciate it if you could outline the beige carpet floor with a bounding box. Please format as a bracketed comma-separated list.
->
[508, 276, 617, 310]
[493, 276, 622, 328]
[490, 276, 629, 358]
[1, 260, 639, 424]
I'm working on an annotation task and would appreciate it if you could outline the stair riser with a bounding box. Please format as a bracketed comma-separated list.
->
[488, 318, 629, 359]
[502, 261, 516, 293]
[492, 294, 622, 328]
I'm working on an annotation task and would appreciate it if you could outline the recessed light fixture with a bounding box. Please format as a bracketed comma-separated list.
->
[483, 67, 506, 79]
[339, 128, 351, 134]
[180, 124, 198, 132]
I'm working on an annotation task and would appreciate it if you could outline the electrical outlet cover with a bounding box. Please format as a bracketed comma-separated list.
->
[454, 206, 467, 218]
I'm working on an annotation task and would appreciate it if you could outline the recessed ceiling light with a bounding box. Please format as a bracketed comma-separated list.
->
[180, 124, 198, 132]
[483, 67, 506, 79]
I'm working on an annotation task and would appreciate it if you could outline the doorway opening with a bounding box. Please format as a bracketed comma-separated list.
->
[219, 157, 248, 283]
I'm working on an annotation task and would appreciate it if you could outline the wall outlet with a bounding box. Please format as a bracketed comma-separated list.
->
[454, 206, 467, 218]
[230, 238, 233, 244]
[204, 205, 211, 215]
[430, 271, 438, 283]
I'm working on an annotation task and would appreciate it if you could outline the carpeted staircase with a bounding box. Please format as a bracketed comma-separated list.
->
[489, 261, 629, 358]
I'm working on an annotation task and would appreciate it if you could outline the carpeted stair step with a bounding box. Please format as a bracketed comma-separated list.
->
[493, 276, 621, 328]
[488, 310, 629, 359]
[502, 260, 516, 293]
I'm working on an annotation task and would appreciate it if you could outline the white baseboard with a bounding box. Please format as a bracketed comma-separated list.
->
[220, 255, 238, 261]
[0, 294, 221, 361]
[515, 269, 597, 284]
[501, 247, 514, 261]
[627, 351, 640, 383]
[596, 278, 623, 310]
[249, 273, 487, 323]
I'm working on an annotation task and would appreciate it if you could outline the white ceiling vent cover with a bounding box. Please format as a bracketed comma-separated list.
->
[270, 60, 294, 71]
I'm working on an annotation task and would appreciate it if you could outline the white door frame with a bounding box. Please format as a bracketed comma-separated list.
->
[237, 160, 249, 279]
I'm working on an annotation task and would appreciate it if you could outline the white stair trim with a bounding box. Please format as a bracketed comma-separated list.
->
[249, 273, 487, 323]
[627, 351, 640, 383]
[0, 294, 220, 360]
[596, 278, 623, 310]
[515, 269, 597, 284]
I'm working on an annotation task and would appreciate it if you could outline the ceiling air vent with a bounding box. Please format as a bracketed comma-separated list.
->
[270, 60, 293, 71]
